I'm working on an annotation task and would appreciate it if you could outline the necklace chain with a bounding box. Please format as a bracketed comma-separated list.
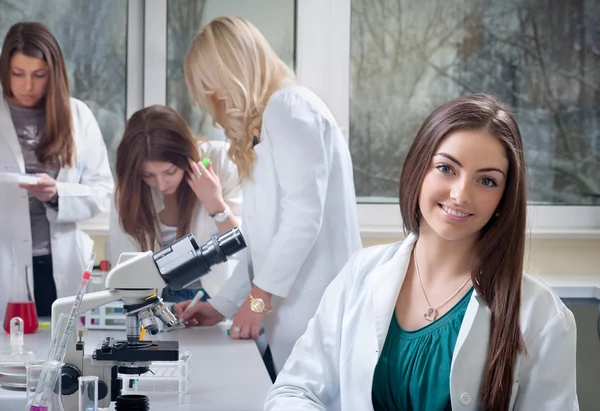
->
[414, 251, 471, 322]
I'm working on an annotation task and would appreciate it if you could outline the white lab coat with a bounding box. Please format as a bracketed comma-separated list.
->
[0, 93, 114, 321]
[209, 85, 362, 373]
[108, 140, 242, 299]
[265, 232, 579, 411]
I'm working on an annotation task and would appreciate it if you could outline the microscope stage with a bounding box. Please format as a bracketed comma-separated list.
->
[93, 338, 179, 362]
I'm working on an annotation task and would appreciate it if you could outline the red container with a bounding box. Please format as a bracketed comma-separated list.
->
[3, 301, 39, 334]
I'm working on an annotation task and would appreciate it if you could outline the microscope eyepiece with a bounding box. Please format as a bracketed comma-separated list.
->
[152, 227, 247, 291]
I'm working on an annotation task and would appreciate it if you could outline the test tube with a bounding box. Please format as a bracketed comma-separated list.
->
[9, 317, 24, 351]
[78, 376, 98, 411]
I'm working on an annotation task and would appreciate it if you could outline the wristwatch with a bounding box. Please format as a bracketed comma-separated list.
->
[248, 292, 272, 314]
[210, 206, 230, 224]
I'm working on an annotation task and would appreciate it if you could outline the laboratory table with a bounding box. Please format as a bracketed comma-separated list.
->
[1, 277, 599, 410]
[0, 323, 273, 411]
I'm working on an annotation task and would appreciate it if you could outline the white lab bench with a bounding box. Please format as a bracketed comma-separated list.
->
[0, 323, 272, 411]
[2, 277, 599, 410]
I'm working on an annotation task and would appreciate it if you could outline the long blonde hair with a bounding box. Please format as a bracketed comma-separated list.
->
[184, 16, 294, 180]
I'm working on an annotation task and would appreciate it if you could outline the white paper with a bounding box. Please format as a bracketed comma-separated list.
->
[0, 173, 41, 185]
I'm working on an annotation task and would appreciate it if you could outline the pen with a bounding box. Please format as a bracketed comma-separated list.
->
[178, 288, 205, 323]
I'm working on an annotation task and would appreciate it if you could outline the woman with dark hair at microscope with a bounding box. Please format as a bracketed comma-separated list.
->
[109, 104, 242, 303]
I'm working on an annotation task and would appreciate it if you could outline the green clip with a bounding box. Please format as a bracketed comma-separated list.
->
[202, 157, 212, 167]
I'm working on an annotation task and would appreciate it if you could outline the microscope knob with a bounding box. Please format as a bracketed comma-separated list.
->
[98, 379, 109, 400]
[61, 364, 81, 395]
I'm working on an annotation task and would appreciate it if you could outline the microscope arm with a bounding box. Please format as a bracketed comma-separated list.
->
[51, 289, 151, 352]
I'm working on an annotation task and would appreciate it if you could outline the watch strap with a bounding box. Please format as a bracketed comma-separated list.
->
[210, 206, 230, 223]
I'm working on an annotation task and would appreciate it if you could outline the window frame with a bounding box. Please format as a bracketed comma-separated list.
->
[297, 0, 600, 239]
[78, 0, 600, 240]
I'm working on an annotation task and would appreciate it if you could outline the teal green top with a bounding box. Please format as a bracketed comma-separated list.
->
[372, 287, 474, 411]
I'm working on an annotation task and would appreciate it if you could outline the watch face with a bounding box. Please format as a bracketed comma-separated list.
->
[250, 298, 265, 313]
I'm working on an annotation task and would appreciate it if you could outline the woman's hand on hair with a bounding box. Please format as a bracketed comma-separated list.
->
[187, 159, 226, 214]
[18, 173, 58, 202]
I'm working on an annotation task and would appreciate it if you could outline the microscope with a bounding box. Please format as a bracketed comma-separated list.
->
[51, 228, 246, 410]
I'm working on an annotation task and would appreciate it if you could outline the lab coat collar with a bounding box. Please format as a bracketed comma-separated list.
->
[369, 230, 487, 353]
[0, 92, 26, 173]
[370, 231, 417, 351]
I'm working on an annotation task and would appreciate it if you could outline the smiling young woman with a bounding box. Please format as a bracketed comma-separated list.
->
[265, 94, 578, 411]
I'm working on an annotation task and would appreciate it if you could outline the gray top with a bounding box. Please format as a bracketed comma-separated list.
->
[9, 103, 59, 257]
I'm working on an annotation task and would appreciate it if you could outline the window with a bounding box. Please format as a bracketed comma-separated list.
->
[3, 0, 596, 237]
[0, 0, 128, 169]
[166, 0, 296, 140]
[349, 0, 600, 207]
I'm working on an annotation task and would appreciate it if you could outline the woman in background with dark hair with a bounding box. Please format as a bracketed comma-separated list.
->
[265, 94, 578, 411]
[109, 104, 241, 302]
[0, 21, 114, 318]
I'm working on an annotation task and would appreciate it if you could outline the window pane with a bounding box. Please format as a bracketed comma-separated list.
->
[167, 0, 296, 141]
[350, 0, 600, 205]
[0, 0, 128, 169]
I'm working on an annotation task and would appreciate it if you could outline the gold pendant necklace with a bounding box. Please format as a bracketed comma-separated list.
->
[414, 252, 471, 322]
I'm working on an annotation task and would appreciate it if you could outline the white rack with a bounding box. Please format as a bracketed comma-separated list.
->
[120, 351, 192, 400]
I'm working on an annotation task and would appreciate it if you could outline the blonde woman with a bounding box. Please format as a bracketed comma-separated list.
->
[174, 16, 362, 374]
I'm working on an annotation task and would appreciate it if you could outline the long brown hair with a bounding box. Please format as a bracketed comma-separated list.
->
[399, 94, 527, 411]
[115, 105, 201, 251]
[184, 16, 294, 180]
[0, 21, 74, 167]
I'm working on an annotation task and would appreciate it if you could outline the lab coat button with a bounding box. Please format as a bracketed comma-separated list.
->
[460, 393, 471, 405]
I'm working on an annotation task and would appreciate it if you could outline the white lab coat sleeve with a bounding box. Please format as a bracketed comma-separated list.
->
[514, 307, 579, 410]
[253, 93, 328, 298]
[208, 246, 252, 319]
[264, 252, 357, 410]
[49, 106, 114, 223]
[108, 195, 142, 263]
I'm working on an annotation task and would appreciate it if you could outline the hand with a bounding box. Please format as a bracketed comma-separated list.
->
[229, 299, 265, 340]
[19, 173, 58, 202]
[230, 286, 272, 340]
[186, 159, 226, 215]
[173, 300, 224, 326]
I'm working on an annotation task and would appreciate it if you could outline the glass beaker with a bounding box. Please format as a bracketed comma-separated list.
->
[78, 376, 98, 411]
[3, 243, 38, 334]
[24, 361, 65, 411]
